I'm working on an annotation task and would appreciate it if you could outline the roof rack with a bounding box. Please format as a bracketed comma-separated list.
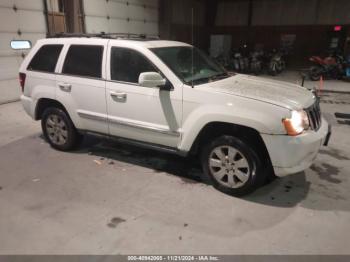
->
[51, 32, 160, 41]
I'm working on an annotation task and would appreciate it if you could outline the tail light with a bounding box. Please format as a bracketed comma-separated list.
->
[19, 73, 26, 92]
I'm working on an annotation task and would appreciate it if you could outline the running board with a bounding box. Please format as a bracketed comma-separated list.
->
[81, 130, 188, 157]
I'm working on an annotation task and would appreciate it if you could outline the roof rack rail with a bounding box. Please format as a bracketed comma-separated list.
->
[51, 32, 160, 40]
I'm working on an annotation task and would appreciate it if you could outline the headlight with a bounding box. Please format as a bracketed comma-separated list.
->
[283, 110, 309, 136]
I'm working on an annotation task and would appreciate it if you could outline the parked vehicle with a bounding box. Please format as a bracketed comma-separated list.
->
[231, 50, 244, 72]
[344, 56, 350, 81]
[17, 34, 331, 196]
[268, 49, 285, 76]
[309, 53, 345, 81]
[249, 51, 263, 75]
[230, 45, 251, 73]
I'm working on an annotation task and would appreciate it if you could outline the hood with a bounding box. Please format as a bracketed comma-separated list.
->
[205, 74, 316, 110]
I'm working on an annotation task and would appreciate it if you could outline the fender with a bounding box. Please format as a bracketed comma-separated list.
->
[179, 102, 289, 152]
[24, 80, 56, 120]
[35, 95, 84, 129]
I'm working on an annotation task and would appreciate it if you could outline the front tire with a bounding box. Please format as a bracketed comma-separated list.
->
[200, 135, 266, 196]
[41, 107, 82, 151]
[309, 66, 322, 81]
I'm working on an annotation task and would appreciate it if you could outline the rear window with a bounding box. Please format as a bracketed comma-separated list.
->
[62, 45, 103, 78]
[27, 45, 63, 73]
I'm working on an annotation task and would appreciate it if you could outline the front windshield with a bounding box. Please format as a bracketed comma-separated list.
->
[151, 46, 229, 85]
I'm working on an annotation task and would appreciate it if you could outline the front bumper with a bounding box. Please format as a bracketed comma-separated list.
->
[262, 117, 331, 177]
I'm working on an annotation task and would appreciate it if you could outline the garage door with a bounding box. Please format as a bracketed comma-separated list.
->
[83, 0, 159, 36]
[0, 0, 46, 104]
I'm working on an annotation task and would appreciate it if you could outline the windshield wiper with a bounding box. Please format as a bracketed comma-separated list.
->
[210, 72, 230, 80]
[186, 72, 230, 85]
[192, 73, 229, 84]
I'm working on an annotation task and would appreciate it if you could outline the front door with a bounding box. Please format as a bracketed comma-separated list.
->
[105, 46, 182, 148]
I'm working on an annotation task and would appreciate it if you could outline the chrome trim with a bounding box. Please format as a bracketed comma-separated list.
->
[77, 129, 188, 157]
[305, 100, 322, 131]
[77, 111, 181, 137]
[77, 111, 107, 122]
[106, 79, 140, 86]
[109, 118, 181, 137]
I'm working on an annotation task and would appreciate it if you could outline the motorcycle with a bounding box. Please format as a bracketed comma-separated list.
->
[230, 45, 250, 73]
[343, 55, 350, 81]
[249, 50, 263, 75]
[268, 49, 285, 76]
[231, 51, 249, 73]
[308, 53, 345, 81]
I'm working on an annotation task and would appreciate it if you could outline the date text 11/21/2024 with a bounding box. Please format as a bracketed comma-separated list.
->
[127, 256, 220, 261]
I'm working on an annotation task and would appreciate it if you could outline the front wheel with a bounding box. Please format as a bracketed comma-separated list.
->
[309, 66, 323, 81]
[268, 62, 278, 76]
[41, 107, 82, 151]
[200, 136, 266, 196]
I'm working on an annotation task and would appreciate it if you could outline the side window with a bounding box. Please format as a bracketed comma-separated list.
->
[111, 47, 157, 84]
[27, 45, 63, 72]
[62, 45, 103, 78]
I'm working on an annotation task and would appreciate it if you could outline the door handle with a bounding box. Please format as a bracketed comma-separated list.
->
[58, 83, 72, 92]
[110, 91, 127, 100]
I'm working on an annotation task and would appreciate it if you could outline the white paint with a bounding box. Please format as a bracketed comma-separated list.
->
[19, 37, 328, 178]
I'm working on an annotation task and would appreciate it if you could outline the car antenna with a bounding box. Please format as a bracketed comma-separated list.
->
[191, 7, 195, 88]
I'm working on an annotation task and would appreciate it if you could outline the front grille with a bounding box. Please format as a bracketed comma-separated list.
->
[305, 100, 322, 131]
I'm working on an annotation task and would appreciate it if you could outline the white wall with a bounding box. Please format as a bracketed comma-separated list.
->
[83, 0, 159, 35]
[0, 0, 46, 104]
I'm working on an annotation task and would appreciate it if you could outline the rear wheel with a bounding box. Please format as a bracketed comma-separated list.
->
[200, 135, 266, 196]
[41, 107, 82, 151]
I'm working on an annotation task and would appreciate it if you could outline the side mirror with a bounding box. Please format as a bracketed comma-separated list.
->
[10, 40, 32, 50]
[139, 72, 168, 88]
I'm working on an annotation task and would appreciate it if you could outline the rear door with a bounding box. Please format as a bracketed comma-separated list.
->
[56, 40, 108, 134]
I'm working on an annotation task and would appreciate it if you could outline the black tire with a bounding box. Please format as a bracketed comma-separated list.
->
[200, 135, 266, 197]
[309, 66, 322, 81]
[41, 107, 82, 151]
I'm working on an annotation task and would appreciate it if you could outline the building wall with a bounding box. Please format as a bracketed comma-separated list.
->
[0, 0, 159, 104]
[160, 0, 350, 67]
[0, 0, 46, 104]
[83, 0, 159, 35]
[215, 1, 249, 26]
[159, 0, 207, 49]
[251, 0, 350, 26]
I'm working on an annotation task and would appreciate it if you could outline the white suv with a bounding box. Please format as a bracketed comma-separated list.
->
[19, 34, 331, 196]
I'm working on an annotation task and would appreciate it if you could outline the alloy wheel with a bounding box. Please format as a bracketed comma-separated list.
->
[45, 114, 68, 145]
[208, 145, 250, 188]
